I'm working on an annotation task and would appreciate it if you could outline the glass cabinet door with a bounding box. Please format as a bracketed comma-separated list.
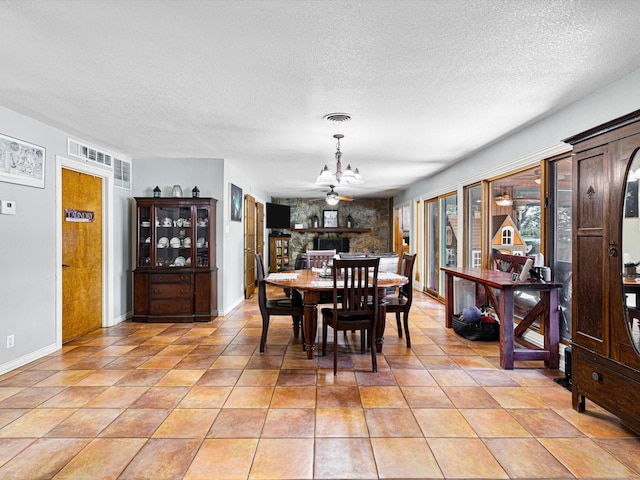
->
[155, 205, 193, 267]
[195, 205, 210, 267]
[137, 205, 152, 267]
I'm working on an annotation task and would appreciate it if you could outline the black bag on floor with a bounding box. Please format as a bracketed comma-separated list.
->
[452, 313, 499, 341]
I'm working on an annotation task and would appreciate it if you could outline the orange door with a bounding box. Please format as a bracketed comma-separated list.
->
[62, 168, 103, 342]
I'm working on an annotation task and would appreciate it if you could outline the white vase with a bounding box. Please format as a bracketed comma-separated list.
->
[171, 185, 183, 197]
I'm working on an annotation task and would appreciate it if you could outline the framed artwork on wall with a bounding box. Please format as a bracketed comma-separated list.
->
[323, 210, 338, 228]
[230, 183, 242, 221]
[0, 133, 46, 188]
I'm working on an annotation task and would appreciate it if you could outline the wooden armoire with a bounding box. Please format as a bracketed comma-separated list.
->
[565, 110, 640, 434]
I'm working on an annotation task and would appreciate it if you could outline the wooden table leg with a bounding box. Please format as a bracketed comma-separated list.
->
[445, 272, 454, 328]
[545, 289, 560, 369]
[499, 290, 515, 369]
[302, 291, 319, 360]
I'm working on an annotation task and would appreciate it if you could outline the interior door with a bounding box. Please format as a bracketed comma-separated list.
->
[393, 207, 403, 259]
[61, 168, 103, 342]
[245, 194, 256, 298]
[256, 201, 264, 260]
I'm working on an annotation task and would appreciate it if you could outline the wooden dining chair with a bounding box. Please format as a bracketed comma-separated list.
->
[306, 249, 337, 303]
[384, 253, 417, 347]
[305, 249, 336, 269]
[255, 253, 304, 353]
[321, 257, 380, 374]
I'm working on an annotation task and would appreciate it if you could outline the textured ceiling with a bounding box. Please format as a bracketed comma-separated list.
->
[2, 0, 640, 199]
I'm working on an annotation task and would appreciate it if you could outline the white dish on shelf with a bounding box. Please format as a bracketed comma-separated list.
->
[174, 256, 186, 267]
[184, 220, 191, 227]
[185, 257, 191, 266]
[196, 237, 205, 247]
[176, 218, 184, 227]
[144, 237, 151, 244]
[141, 221, 150, 227]
[161, 217, 172, 227]
[157, 236, 169, 248]
[183, 237, 191, 247]
[169, 237, 181, 248]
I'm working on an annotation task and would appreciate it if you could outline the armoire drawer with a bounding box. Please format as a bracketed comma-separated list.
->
[574, 350, 640, 418]
[150, 283, 192, 299]
[150, 299, 192, 315]
[150, 273, 191, 284]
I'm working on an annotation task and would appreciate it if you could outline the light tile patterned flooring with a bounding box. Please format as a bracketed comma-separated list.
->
[1, 289, 640, 479]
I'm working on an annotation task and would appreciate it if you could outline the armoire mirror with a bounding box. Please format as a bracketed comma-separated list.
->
[623, 150, 640, 350]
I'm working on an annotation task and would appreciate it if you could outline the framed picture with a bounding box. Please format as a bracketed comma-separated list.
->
[230, 183, 242, 221]
[323, 210, 338, 228]
[0, 133, 45, 188]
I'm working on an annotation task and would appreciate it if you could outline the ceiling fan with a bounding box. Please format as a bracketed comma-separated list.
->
[313, 185, 354, 205]
[513, 193, 540, 206]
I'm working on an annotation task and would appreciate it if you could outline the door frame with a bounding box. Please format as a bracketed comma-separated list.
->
[55, 155, 114, 347]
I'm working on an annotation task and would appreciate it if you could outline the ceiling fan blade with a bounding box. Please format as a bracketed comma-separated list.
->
[338, 195, 354, 201]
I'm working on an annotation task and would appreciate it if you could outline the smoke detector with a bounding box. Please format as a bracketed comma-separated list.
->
[323, 113, 352, 123]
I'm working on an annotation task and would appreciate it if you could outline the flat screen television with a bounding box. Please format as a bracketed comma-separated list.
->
[266, 202, 291, 231]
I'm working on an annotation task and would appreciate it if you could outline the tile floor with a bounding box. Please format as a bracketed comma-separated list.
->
[1, 289, 640, 479]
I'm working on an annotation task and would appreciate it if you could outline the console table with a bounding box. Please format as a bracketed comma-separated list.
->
[441, 266, 561, 370]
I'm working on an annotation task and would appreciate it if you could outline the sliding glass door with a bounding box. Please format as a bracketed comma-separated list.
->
[425, 199, 439, 296]
[424, 193, 458, 298]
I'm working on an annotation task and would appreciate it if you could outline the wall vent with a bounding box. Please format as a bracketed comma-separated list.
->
[113, 157, 132, 190]
[67, 138, 132, 190]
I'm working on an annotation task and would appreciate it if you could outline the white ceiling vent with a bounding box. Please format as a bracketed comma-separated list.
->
[113, 157, 131, 190]
[67, 138, 132, 190]
[323, 113, 352, 123]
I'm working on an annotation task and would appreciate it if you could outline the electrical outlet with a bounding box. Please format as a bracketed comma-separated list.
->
[6, 335, 14, 349]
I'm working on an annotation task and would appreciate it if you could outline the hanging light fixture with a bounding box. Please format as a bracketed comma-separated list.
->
[316, 134, 364, 186]
[495, 192, 513, 207]
[325, 186, 340, 206]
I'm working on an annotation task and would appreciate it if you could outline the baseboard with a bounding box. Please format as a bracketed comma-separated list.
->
[0, 343, 60, 376]
[109, 310, 131, 326]
[221, 296, 245, 316]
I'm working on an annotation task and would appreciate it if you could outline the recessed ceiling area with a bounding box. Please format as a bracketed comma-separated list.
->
[2, 1, 640, 199]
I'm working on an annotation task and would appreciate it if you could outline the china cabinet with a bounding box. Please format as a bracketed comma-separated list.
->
[565, 110, 640, 434]
[269, 236, 290, 272]
[133, 197, 217, 322]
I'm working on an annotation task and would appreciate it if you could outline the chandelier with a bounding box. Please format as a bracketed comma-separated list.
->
[316, 134, 364, 186]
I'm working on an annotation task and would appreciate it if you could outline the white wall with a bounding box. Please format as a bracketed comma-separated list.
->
[0, 106, 131, 373]
[395, 68, 640, 206]
[0, 107, 63, 369]
[222, 159, 270, 313]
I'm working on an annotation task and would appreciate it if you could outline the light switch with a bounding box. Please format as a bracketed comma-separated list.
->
[0, 200, 16, 215]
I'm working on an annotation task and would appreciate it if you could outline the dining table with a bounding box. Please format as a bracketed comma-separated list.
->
[264, 268, 408, 359]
